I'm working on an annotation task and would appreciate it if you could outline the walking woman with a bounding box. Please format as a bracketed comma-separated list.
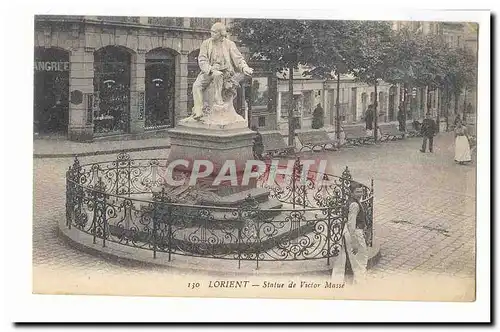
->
[331, 182, 368, 284]
[454, 119, 472, 165]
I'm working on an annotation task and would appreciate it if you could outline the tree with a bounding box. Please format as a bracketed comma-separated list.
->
[301, 20, 363, 140]
[443, 47, 476, 127]
[348, 21, 394, 141]
[385, 27, 432, 134]
[413, 34, 449, 132]
[231, 19, 317, 147]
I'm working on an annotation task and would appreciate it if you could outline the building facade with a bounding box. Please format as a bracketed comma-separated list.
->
[34, 17, 477, 140]
[274, 73, 399, 133]
[34, 15, 233, 141]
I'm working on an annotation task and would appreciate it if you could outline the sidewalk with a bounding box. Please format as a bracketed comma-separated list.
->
[34, 121, 461, 159]
[33, 137, 171, 158]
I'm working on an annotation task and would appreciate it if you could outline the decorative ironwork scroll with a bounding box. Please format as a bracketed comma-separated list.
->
[65, 155, 374, 269]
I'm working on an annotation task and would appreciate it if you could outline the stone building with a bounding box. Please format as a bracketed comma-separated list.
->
[34, 15, 234, 141]
[275, 71, 397, 133]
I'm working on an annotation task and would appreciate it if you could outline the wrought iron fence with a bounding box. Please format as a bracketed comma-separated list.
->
[65, 153, 374, 268]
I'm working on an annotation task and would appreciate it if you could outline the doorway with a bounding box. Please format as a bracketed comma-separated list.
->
[33, 47, 70, 135]
[388, 86, 397, 121]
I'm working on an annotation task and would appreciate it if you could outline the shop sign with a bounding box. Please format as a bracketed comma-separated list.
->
[34, 61, 70, 72]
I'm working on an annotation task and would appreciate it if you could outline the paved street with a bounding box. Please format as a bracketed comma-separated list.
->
[33, 132, 476, 286]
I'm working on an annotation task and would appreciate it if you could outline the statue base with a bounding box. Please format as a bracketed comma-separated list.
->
[179, 101, 248, 130]
[167, 122, 256, 197]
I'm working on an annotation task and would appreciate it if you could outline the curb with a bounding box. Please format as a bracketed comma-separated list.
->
[33, 144, 171, 159]
[58, 216, 382, 276]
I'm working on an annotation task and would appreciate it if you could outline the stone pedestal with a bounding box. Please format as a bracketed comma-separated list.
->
[168, 104, 256, 196]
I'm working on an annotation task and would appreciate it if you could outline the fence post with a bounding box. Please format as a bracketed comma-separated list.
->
[237, 213, 242, 270]
[67, 156, 81, 230]
[127, 153, 131, 197]
[115, 155, 119, 195]
[256, 217, 260, 270]
[102, 198, 107, 248]
[152, 202, 157, 259]
[96, 177, 107, 248]
[326, 207, 332, 266]
[167, 204, 172, 262]
[92, 188, 98, 245]
[66, 168, 72, 229]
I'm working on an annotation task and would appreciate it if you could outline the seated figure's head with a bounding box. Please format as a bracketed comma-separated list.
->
[211, 22, 227, 41]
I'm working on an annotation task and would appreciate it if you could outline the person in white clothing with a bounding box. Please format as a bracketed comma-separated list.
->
[331, 182, 368, 284]
[454, 118, 472, 165]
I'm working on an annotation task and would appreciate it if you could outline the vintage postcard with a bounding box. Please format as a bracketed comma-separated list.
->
[30, 10, 486, 307]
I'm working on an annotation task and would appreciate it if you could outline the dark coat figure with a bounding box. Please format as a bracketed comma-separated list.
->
[312, 103, 324, 129]
[252, 126, 264, 160]
[420, 114, 437, 153]
[365, 105, 374, 131]
[397, 106, 406, 132]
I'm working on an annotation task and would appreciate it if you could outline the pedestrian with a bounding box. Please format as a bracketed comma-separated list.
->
[454, 119, 472, 165]
[312, 103, 324, 129]
[419, 112, 437, 153]
[365, 105, 374, 131]
[251, 126, 264, 160]
[331, 181, 368, 285]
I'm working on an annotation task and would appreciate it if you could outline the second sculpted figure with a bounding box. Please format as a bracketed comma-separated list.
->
[189, 22, 253, 122]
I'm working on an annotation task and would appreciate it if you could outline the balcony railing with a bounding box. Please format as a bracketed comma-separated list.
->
[97, 16, 140, 23]
[148, 17, 184, 27]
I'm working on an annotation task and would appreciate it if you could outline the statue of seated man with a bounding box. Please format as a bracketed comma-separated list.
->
[191, 22, 253, 120]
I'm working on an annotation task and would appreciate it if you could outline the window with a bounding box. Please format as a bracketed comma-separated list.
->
[258, 116, 266, 127]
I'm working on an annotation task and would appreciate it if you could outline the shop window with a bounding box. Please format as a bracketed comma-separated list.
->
[145, 48, 177, 129]
[93, 46, 132, 135]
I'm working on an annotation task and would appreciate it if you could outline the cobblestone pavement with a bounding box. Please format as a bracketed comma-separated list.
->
[33, 132, 475, 282]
